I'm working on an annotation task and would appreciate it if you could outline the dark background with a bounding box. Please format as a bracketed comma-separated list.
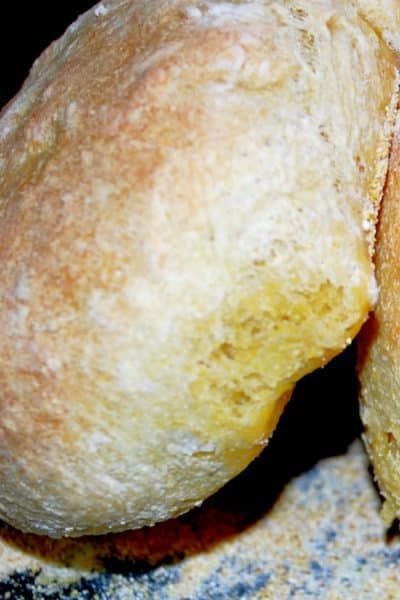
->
[1, 3, 94, 109]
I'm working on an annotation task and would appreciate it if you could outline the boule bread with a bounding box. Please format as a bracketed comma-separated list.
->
[0, 0, 398, 537]
[358, 116, 400, 525]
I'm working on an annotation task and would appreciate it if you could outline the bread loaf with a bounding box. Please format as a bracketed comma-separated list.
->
[0, 0, 398, 537]
[358, 114, 400, 524]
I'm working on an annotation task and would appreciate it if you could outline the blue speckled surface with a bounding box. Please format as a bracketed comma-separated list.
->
[1, 443, 400, 599]
[1, 350, 400, 599]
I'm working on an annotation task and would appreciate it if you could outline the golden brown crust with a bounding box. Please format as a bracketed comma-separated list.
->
[358, 115, 400, 524]
[356, 0, 400, 51]
[0, 0, 398, 537]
